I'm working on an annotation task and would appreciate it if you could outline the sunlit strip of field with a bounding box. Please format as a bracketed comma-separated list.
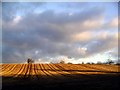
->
[0, 64, 119, 78]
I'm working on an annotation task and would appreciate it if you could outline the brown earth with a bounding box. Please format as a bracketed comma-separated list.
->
[0, 64, 120, 90]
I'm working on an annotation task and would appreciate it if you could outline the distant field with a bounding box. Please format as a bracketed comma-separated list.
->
[1, 64, 120, 90]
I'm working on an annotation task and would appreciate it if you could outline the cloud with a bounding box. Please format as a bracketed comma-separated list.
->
[2, 2, 45, 22]
[2, 2, 118, 63]
[102, 17, 118, 29]
[71, 32, 93, 42]
[13, 16, 22, 24]
[85, 33, 118, 56]
[109, 17, 118, 27]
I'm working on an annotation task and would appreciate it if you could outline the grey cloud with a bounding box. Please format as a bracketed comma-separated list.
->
[2, 3, 118, 63]
[86, 35, 117, 56]
[109, 48, 118, 58]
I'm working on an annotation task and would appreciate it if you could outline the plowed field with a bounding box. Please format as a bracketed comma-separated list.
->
[1, 64, 120, 90]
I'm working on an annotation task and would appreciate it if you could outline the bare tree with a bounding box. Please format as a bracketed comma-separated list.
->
[107, 59, 114, 64]
[27, 58, 34, 64]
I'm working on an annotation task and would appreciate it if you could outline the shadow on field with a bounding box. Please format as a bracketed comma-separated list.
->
[35, 68, 120, 73]
[2, 73, 120, 90]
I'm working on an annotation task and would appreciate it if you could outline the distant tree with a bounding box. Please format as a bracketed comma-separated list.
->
[82, 62, 84, 64]
[97, 61, 102, 64]
[116, 63, 120, 65]
[107, 59, 114, 64]
[68, 62, 72, 64]
[86, 62, 91, 64]
[91, 62, 94, 64]
[59, 60, 65, 64]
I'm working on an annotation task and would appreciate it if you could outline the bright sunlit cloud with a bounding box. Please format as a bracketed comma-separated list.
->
[13, 16, 22, 24]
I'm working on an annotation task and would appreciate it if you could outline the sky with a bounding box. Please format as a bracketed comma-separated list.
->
[2, 2, 119, 63]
